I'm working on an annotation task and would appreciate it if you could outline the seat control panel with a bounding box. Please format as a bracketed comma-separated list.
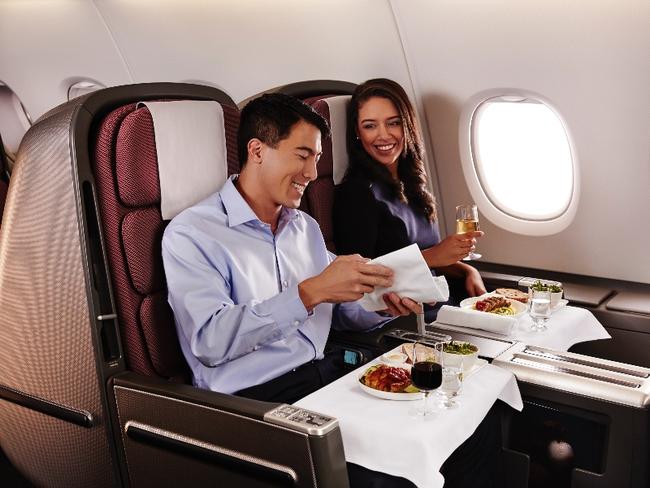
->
[264, 404, 338, 436]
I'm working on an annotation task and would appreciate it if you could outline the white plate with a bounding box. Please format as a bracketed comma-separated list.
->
[459, 293, 527, 318]
[357, 359, 489, 400]
[357, 366, 421, 401]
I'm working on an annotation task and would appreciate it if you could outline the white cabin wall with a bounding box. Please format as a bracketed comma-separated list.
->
[1, 0, 414, 115]
[392, 0, 650, 283]
[0, 0, 132, 120]
[93, 0, 413, 104]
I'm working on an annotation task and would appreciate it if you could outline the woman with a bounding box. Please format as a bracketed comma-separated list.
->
[333, 78, 486, 317]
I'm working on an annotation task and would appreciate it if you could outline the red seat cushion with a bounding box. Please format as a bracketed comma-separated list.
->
[93, 101, 239, 381]
[302, 96, 338, 252]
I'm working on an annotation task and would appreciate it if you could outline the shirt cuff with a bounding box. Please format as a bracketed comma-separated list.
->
[267, 284, 310, 332]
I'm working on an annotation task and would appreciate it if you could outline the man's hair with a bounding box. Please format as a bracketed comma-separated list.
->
[237, 93, 331, 167]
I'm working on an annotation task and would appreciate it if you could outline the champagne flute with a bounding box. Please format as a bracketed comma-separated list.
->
[410, 342, 443, 417]
[455, 204, 482, 260]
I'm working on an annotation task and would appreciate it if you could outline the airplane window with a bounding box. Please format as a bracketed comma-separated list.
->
[67, 80, 106, 101]
[472, 97, 573, 220]
[0, 82, 32, 166]
[459, 90, 579, 235]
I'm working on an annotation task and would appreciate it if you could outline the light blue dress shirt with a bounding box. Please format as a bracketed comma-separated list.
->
[162, 176, 387, 394]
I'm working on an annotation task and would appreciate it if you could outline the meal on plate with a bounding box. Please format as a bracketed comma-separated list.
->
[530, 281, 563, 293]
[473, 296, 516, 315]
[495, 288, 529, 303]
[443, 341, 479, 355]
[359, 364, 418, 393]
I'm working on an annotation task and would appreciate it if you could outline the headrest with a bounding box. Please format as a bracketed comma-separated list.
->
[307, 95, 350, 185]
[136, 100, 228, 220]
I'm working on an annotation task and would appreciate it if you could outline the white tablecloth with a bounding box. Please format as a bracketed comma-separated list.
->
[509, 305, 609, 350]
[295, 359, 523, 488]
[436, 305, 610, 351]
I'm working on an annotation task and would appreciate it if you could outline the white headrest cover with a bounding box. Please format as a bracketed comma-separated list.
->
[323, 96, 350, 185]
[137, 100, 228, 220]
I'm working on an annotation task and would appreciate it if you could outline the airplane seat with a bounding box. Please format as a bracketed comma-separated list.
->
[89, 86, 348, 488]
[92, 99, 239, 382]
[274, 81, 355, 252]
[0, 179, 7, 223]
[0, 134, 10, 225]
[0, 83, 349, 488]
[299, 94, 351, 253]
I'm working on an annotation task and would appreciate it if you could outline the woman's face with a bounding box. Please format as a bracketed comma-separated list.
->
[356, 96, 405, 171]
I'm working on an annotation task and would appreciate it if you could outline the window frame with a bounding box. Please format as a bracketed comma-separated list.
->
[458, 88, 580, 236]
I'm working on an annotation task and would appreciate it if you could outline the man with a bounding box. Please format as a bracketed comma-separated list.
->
[162, 93, 499, 488]
[162, 93, 420, 404]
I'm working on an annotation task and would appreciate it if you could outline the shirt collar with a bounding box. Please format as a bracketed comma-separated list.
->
[220, 175, 301, 228]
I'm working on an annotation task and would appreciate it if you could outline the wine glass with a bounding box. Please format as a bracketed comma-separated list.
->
[436, 341, 462, 409]
[455, 204, 482, 260]
[410, 342, 443, 417]
[529, 289, 551, 331]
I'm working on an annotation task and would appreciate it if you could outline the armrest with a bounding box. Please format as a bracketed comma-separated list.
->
[110, 371, 349, 488]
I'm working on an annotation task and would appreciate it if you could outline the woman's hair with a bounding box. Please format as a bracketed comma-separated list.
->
[345, 78, 437, 222]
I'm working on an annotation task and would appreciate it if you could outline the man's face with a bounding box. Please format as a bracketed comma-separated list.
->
[259, 120, 322, 209]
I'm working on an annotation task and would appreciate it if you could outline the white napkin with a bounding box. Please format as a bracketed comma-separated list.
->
[436, 305, 517, 335]
[358, 244, 449, 312]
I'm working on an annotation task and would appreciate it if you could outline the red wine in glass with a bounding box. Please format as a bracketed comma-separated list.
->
[411, 361, 442, 416]
[412, 361, 442, 390]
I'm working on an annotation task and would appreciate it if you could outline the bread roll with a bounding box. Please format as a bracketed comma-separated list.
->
[496, 288, 529, 303]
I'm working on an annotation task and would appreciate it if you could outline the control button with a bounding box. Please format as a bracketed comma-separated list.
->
[293, 320, 300, 327]
[282, 280, 289, 288]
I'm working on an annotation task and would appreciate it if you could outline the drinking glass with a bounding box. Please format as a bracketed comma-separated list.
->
[436, 342, 462, 409]
[455, 204, 481, 260]
[410, 342, 443, 417]
[529, 289, 552, 331]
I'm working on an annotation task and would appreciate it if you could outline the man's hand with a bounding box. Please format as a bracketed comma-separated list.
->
[298, 254, 394, 311]
[381, 293, 424, 316]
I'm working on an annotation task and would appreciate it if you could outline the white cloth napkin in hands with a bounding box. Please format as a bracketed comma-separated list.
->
[436, 305, 517, 335]
[358, 244, 449, 312]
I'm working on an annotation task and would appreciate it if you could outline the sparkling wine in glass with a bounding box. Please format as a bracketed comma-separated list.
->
[455, 204, 481, 260]
[410, 343, 443, 417]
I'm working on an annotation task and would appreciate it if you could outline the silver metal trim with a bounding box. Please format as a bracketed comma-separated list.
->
[523, 346, 650, 378]
[428, 323, 516, 344]
[0, 383, 95, 426]
[96, 313, 117, 321]
[518, 277, 562, 288]
[113, 385, 317, 484]
[511, 356, 641, 388]
[264, 404, 339, 436]
[384, 328, 452, 345]
[124, 421, 297, 482]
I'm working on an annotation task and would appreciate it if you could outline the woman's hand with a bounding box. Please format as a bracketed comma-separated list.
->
[423, 231, 483, 267]
[464, 267, 487, 297]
